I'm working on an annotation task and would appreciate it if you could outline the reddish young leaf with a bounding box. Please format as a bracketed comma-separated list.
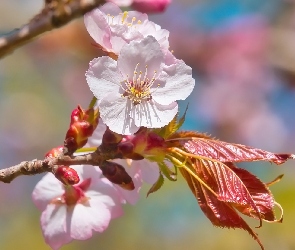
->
[226, 163, 276, 221]
[179, 166, 265, 250]
[178, 157, 282, 250]
[173, 133, 292, 164]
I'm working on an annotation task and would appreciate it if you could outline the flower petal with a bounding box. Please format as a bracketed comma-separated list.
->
[152, 59, 195, 105]
[32, 173, 63, 211]
[87, 177, 124, 218]
[100, 2, 124, 14]
[99, 93, 139, 135]
[86, 56, 122, 101]
[41, 204, 71, 250]
[84, 8, 112, 51]
[113, 159, 142, 205]
[132, 100, 178, 128]
[118, 36, 164, 80]
[69, 202, 112, 240]
[85, 118, 107, 147]
[136, 159, 159, 184]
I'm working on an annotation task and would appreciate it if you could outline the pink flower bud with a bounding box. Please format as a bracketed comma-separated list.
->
[45, 146, 64, 158]
[65, 106, 99, 154]
[100, 161, 135, 190]
[132, 0, 171, 13]
[131, 130, 167, 161]
[54, 166, 80, 186]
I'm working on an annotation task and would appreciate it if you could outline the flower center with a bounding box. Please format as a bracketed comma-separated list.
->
[51, 178, 91, 206]
[121, 63, 158, 105]
[106, 11, 142, 28]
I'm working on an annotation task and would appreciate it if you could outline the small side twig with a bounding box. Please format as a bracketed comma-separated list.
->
[0, 0, 105, 58]
[0, 151, 103, 184]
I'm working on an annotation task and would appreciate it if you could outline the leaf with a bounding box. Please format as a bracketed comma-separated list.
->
[147, 173, 164, 197]
[155, 107, 188, 139]
[176, 134, 292, 164]
[179, 166, 265, 250]
[158, 161, 177, 181]
[226, 162, 275, 221]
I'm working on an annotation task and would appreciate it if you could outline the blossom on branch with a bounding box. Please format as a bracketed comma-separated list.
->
[84, 2, 170, 56]
[86, 36, 195, 135]
[32, 165, 123, 249]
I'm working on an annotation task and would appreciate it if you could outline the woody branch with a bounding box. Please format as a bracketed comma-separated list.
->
[0, 152, 102, 183]
[0, 0, 105, 58]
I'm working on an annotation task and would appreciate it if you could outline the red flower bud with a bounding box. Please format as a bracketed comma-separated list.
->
[132, 0, 171, 13]
[54, 166, 80, 186]
[131, 130, 167, 161]
[64, 105, 99, 154]
[100, 161, 135, 190]
[45, 146, 64, 158]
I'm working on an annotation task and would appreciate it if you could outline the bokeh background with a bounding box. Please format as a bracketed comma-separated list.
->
[1, 0, 295, 249]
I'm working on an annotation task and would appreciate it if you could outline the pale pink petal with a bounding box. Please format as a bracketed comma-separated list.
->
[137, 21, 170, 50]
[136, 160, 159, 184]
[84, 9, 112, 51]
[152, 59, 195, 105]
[132, 100, 178, 128]
[108, 0, 132, 8]
[99, 93, 139, 135]
[41, 204, 71, 250]
[86, 56, 121, 100]
[113, 159, 142, 205]
[102, 2, 128, 13]
[86, 177, 124, 218]
[69, 202, 112, 240]
[118, 36, 164, 80]
[86, 118, 107, 147]
[32, 173, 63, 211]
[72, 165, 102, 180]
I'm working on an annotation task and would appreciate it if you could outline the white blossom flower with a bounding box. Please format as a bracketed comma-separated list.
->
[86, 119, 160, 205]
[32, 165, 123, 249]
[84, 2, 169, 55]
[86, 36, 195, 135]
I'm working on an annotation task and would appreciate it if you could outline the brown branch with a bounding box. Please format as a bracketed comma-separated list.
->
[0, 0, 105, 58]
[0, 151, 104, 183]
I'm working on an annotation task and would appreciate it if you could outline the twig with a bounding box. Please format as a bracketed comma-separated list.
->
[0, 0, 105, 58]
[0, 152, 103, 183]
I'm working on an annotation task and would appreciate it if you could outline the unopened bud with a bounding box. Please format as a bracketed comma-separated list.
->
[100, 161, 135, 190]
[118, 141, 144, 160]
[132, 0, 171, 13]
[131, 131, 167, 161]
[54, 166, 80, 185]
[64, 106, 99, 154]
[45, 146, 64, 158]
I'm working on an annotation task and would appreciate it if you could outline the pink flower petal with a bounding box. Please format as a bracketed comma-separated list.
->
[32, 173, 63, 211]
[86, 56, 122, 101]
[69, 202, 112, 240]
[118, 36, 164, 80]
[84, 9, 112, 50]
[132, 100, 178, 128]
[41, 204, 71, 250]
[152, 59, 195, 105]
[99, 93, 139, 135]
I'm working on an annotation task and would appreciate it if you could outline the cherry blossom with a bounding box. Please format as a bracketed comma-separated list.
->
[84, 2, 170, 55]
[86, 119, 160, 204]
[86, 36, 195, 135]
[32, 165, 123, 249]
[114, 158, 159, 204]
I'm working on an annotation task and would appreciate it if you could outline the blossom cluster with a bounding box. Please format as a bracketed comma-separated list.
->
[32, 2, 195, 248]
[31, 2, 293, 250]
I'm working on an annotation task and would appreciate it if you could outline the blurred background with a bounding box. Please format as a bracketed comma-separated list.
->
[1, 0, 295, 249]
